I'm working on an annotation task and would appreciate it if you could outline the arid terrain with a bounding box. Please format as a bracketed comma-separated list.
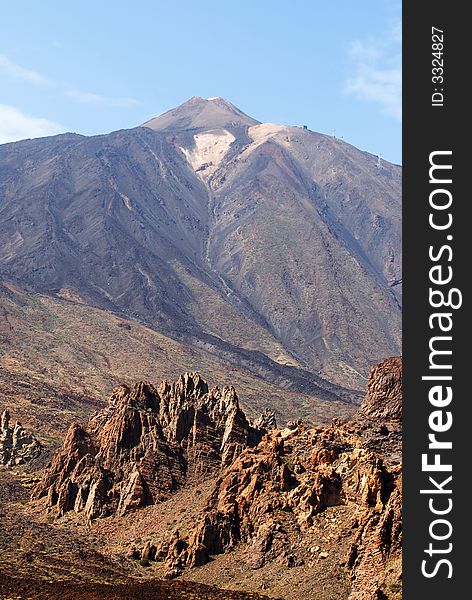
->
[0, 98, 402, 599]
[0, 282, 357, 446]
[0, 357, 402, 599]
[0, 97, 401, 399]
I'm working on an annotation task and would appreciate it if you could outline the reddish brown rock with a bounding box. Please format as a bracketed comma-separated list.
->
[158, 420, 397, 573]
[347, 472, 402, 600]
[33, 373, 266, 519]
[32, 358, 403, 599]
[147, 357, 402, 600]
[360, 357, 402, 423]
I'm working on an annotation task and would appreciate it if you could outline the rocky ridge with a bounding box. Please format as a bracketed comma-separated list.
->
[33, 373, 268, 519]
[360, 357, 402, 422]
[33, 357, 402, 599]
[147, 357, 402, 598]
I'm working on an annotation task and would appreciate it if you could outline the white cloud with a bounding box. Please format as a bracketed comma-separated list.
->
[0, 104, 65, 144]
[345, 59, 401, 121]
[345, 23, 402, 121]
[0, 53, 139, 110]
[65, 89, 139, 107]
[0, 54, 53, 86]
[349, 39, 382, 64]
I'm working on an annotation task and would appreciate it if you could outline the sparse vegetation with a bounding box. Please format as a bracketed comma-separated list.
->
[138, 558, 151, 567]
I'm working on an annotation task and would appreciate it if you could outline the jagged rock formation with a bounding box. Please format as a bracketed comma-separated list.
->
[152, 424, 400, 585]
[138, 359, 402, 599]
[347, 472, 402, 600]
[32, 358, 402, 598]
[252, 408, 277, 430]
[33, 373, 266, 519]
[0, 409, 41, 466]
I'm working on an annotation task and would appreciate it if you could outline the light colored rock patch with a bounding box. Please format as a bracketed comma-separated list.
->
[107, 175, 133, 210]
[249, 123, 291, 142]
[118, 191, 133, 211]
[180, 129, 235, 178]
[137, 265, 155, 289]
[240, 123, 295, 158]
[1, 409, 41, 467]
[0, 230, 24, 262]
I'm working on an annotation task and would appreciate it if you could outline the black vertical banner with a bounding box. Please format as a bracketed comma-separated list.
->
[403, 3, 467, 598]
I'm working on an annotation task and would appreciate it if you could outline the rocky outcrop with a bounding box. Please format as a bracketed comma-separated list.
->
[360, 357, 402, 423]
[347, 472, 402, 600]
[142, 359, 402, 599]
[33, 359, 402, 598]
[0, 409, 41, 467]
[33, 373, 266, 519]
[152, 421, 399, 575]
[252, 408, 277, 430]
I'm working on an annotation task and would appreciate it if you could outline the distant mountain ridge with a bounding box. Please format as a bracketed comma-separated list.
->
[0, 97, 401, 398]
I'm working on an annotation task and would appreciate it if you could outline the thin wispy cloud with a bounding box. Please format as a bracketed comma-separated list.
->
[345, 23, 401, 121]
[0, 104, 64, 144]
[0, 54, 54, 86]
[66, 89, 140, 107]
[0, 53, 139, 109]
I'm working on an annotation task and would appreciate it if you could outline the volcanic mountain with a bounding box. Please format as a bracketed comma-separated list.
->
[0, 97, 401, 427]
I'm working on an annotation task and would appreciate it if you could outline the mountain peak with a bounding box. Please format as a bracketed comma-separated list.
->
[141, 96, 260, 133]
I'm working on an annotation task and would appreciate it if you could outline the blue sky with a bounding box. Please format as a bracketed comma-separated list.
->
[0, 0, 401, 163]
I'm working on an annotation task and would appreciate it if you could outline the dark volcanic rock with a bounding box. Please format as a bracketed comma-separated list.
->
[0, 573, 270, 600]
[33, 373, 266, 519]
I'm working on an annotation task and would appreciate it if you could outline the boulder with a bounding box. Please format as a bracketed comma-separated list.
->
[0, 409, 41, 467]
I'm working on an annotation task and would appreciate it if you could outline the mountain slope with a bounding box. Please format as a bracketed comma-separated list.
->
[0, 97, 401, 393]
[204, 123, 401, 382]
[0, 284, 356, 442]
